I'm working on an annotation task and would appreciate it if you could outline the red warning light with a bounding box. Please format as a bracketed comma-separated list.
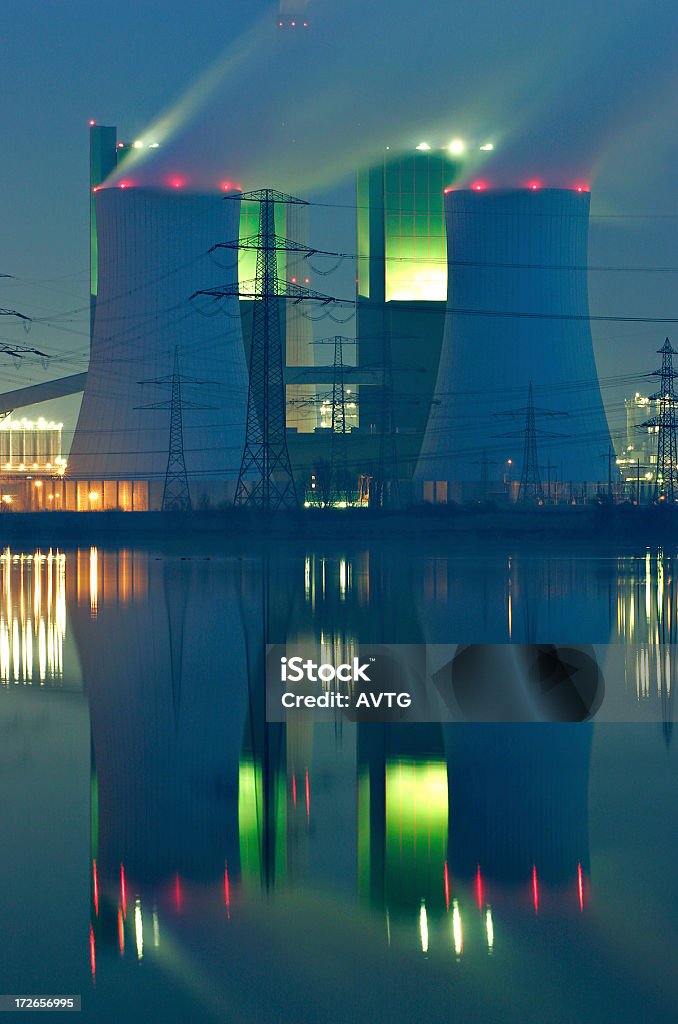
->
[303, 22, 308, 27]
[529, 182, 540, 190]
[221, 181, 231, 190]
[443, 187, 451, 194]
[475, 865, 484, 909]
[472, 182, 486, 191]
[532, 864, 539, 912]
[89, 119, 96, 126]
[577, 862, 584, 910]
[117, 142, 124, 148]
[89, 925, 96, 979]
[120, 863, 127, 917]
[291, 21, 296, 26]
[304, 277, 309, 283]
[278, 21, 283, 26]
[119, 183, 127, 189]
[291, 276, 297, 283]
[576, 185, 587, 193]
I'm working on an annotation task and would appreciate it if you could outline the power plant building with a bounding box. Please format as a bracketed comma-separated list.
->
[355, 148, 458, 447]
[68, 185, 250, 510]
[416, 187, 615, 502]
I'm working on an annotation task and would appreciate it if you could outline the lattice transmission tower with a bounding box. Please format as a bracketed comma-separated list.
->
[137, 347, 216, 511]
[494, 382, 568, 503]
[193, 189, 347, 511]
[641, 338, 678, 502]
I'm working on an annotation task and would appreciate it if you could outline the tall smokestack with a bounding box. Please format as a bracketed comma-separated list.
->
[416, 187, 614, 500]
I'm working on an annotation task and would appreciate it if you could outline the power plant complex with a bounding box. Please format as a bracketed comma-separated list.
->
[0, 124, 633, 511]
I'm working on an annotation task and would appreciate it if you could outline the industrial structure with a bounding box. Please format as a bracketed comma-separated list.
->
[0, 128, 641, 512]
[68, 184, 249, 510]
[416, 187, 615, 502]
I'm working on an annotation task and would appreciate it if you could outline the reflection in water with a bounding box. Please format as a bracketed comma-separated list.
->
[0, 547, 66, 684]
[5, 543, 676, 1020]
[618, 550, 675, 744]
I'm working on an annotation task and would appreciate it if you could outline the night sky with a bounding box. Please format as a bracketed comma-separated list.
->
[1, 0, 676, 441]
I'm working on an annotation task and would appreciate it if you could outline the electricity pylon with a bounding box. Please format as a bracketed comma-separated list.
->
[640, 338, 678, 502]
[494, 382, 568, 503]
[137, 347, 216, 511]
[311, 336, 357, 503]
[193, 189, 348, 511]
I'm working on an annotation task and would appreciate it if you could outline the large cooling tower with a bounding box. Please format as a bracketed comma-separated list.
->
[416, 188, 613, 499]
[69, 186, 248, 509]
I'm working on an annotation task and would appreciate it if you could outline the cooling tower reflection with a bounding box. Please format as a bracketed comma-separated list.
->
[4, 542, 674, 1021]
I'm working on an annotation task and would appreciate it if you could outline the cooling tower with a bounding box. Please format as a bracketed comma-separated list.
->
[69, 186, 249, 510]
[415, 188, 613, 501]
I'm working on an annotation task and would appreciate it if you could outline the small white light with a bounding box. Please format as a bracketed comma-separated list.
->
[479, 143, 494, 151]
[448, 139, 466, 155]
[416, 142, 431, 151]
[148, 142, 160, 148]
[133, 140, 144, 149]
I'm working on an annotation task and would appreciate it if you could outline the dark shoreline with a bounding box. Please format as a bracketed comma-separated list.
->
[1, 504, 678, 551]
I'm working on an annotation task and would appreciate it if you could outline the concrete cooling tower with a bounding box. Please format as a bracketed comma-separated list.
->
[416, 188, 613, 503]
[68, 186, 249, 510]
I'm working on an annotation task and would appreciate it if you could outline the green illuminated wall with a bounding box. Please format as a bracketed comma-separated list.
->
[357, 151, 458, 303]
[89, 126, 117, 332]
[238, 199, 286, 293]
[384, 759, 448, 908]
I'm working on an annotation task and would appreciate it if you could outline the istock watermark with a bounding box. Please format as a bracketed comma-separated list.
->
[266, 643, 678, 724]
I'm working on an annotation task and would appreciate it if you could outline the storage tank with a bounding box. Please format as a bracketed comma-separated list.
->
[415, 187, 614, 502]
[69, 186, 249, 510]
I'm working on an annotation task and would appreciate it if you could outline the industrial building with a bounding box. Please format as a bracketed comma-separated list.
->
[0, 129, 626, 510]
[287, 146, 461, 503]
[68, 184, 250, 509]
[416, 187, 615, 502]
[615, 392, 660, 500]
